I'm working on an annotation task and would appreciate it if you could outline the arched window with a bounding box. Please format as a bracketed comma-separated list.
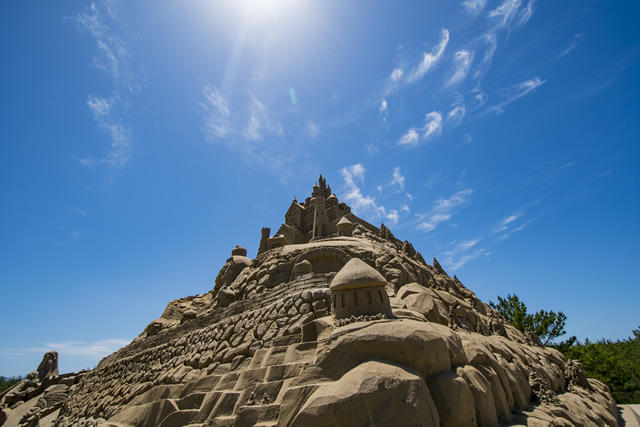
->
[367, 290, 373, 304]
[378, 289, 384, 304]
[353, 291, 358, 306]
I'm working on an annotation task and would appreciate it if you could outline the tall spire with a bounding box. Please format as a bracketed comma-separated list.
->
[318, 174, 327, 189]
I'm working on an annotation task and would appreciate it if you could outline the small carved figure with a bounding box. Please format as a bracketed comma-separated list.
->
[525, 327, 543, 347]
[447, 305, 461, 331]
[528, 372, 564, 407]
[261, 393, 271, 405]
[488, 311, 507, 337]
[565, 360, 593, 391]
[247, 391, 257, 405]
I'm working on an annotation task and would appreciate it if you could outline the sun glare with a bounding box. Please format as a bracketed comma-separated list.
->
[236, 0, 300, 24]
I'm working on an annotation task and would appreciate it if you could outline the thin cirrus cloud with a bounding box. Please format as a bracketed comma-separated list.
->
[72, 2, 143, 170]
[201, 85, 282, 143]
[201, 85, 231, 139]
[243, 95, 283, 141]
[340, 164, 401, 225]
[462, 0, 487, 14]
[383, 28, 449, 97]
[86, 95, 131, 169]
[487, 76, 546, 114]
[488, 0, 522, 27]
[488, 0, 536, 29]
[447, 104, 466, 123]
[200, 85, 301, 180]
[306, 120, 319, 138]
[398, 111, 443, 147]
[407, 29, 450, 83]
[379, 99, 388, 114]
[444, 245, 491, 270]
[417, 188, 473, 232]
[423, 112, 443, 139]
[392, 167, 405, 189]
[446, 50, 474, 87]
[557, 33, 584, 59]
[398, 128, 419, 146]
[390, 68, 404, 82]
[23, 338, 130, 358]
[492, 210, 529, 240]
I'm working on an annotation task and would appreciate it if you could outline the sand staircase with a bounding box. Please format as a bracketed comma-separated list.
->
[117, 334, 318, 427]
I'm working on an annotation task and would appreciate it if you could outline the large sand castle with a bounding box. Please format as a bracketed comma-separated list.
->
[1, 176, 618, 426]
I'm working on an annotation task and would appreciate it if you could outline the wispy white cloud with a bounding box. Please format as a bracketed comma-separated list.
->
[446, 50, 474, 86]
[447, 104, 466, 123]
[557, 33, 583, 59]
[418, 213, 452, 231]
[379, 99, 388, 123]
[444, 247, 491, 270]
[441, 238, 490, 270]
[458, 239, 481, 251]
[417, 188, 473, 231]
[87, 95, 112, 117]
[494, 211, 523, 233]
[474, 33, 498, 83]
[30, 338, 130, 358]
[348, 163, 366, 182]
[379, 99, 388, 114]
[488, 0, 522, 27]
[390, 68, 404, 81]
[398, 128, 420, 146]
[488, 76, 546, 113]
[243, 95, 283, 141]
[398, 110, 443, 147]
[496, 223, 526, 240]
[72, 3, 139, 92]
[386, 209, 399, 224]
[340, 164, 384, 220]
[306, 120, 319, 138]
[433, 188, 473, 212]
[401, 204, 410, 213]
[517, 0, 536, 27]
[340, 164, 401, 225]
[492, 208, 534, 240]
[72, 2, 142, 171]
[462, 0, 487, 14]
[487, 0, 536, 31]
[201, 86, 282, 143]
[407, 29, 450, 83]
[423, 111, 444, 140]
[392, 167, 405, 189]
[86, 95, 131, 169]
[201, 85, 231, 139]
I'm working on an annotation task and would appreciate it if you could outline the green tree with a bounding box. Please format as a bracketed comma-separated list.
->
[490, 293, 567, 344]
[0, 376, 22, 394]
[560, 327, 640, 404]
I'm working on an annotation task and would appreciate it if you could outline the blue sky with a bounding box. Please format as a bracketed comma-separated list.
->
[1, 0, 639, 376]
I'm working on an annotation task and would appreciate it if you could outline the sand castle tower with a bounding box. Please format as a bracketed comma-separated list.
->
[336, 216, 354, 237]
[330, 258, 392, 319]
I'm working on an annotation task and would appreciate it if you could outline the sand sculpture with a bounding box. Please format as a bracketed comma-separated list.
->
[0, 176, 619, 426]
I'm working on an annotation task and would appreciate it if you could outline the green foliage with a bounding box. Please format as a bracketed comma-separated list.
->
[557, 327, 640, 404]
[490, 293, 567, 344]
[0, 376, 22, 394]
